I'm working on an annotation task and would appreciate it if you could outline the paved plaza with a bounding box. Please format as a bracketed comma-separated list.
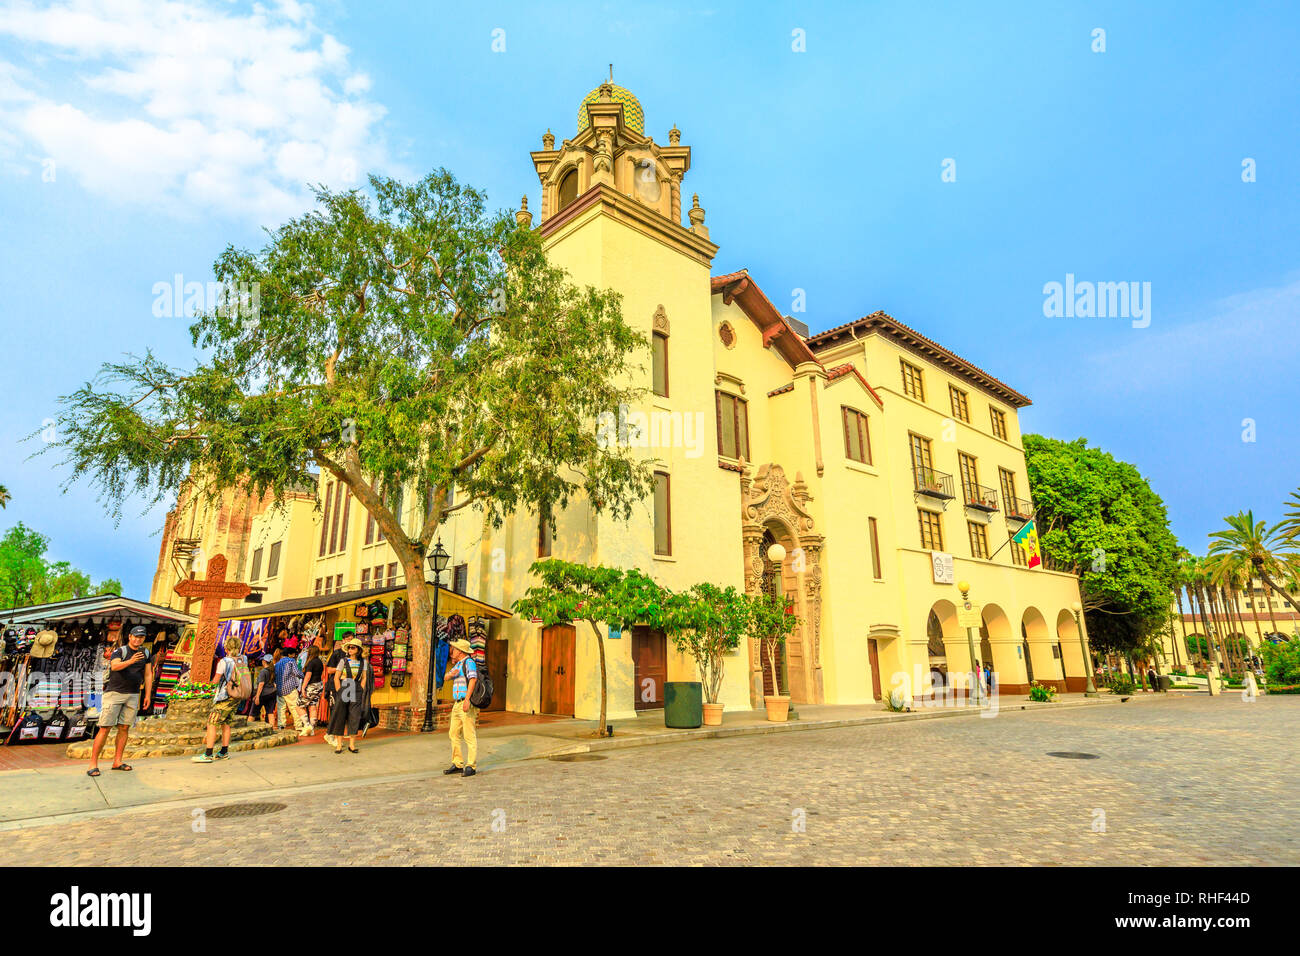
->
[4, 694, 1294, 866]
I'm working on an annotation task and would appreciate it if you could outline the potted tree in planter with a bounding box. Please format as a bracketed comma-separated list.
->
[748, 591, 798, 721]
[664, 583, 748, 726]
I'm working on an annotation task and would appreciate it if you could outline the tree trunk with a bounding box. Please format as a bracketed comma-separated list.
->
[404, 561, 435, 723]
[765, 640, 779, 698]
[1174, 589, 1189, 668]
[1242, 589, 1263, 650]
[1195, 585, 1221, 674]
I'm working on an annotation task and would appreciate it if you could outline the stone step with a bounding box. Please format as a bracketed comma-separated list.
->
[65, 695, 301, 759]
[67, 728, 300, 760]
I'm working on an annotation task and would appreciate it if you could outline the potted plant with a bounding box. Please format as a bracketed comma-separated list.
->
[747, 592, 798, 721]
[664, 583, 748, 726]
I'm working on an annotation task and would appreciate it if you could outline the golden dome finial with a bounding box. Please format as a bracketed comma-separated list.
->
[516, 195, 533, 228]
[542, 128, 554, 150]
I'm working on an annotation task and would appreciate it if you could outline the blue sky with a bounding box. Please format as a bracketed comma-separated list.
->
[1, 0, 1297, 597]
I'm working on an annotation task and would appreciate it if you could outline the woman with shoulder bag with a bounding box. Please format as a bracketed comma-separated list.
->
[326, 638, 372, 754]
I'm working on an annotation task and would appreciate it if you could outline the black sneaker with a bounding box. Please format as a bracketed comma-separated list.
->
[443, 765, 463, 775]
[462, 767, 477, 777]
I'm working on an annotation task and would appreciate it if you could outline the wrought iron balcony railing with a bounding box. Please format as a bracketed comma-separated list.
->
[962, 481, 999, 512]
[913, 466, 955, 500]
[1005, 496, 1035, 522]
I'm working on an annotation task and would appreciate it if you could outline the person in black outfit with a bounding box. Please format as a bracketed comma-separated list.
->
[326, 638, 371, 754]
[252, 654, 278, 725]
[87, 625, 153, 776]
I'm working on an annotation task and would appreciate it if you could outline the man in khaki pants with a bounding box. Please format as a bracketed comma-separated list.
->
[442, 638, 479, 777]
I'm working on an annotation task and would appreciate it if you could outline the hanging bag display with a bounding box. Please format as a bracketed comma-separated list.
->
[41, 708, 71, 742]
[5, 710, 45, 746]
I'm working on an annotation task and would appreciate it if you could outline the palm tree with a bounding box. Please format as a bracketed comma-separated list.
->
[1186, 556, 1223, 675]
[0, 484, 9, 509]
[1207, 511, 1300, 623]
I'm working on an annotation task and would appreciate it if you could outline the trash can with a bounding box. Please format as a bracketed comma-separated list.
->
[1158, 675, 1172, 692]
[664, 681, 703, 728]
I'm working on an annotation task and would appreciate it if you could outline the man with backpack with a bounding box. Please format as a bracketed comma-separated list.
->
[442, 638, 484, 777]
[193, 635, 250, 763]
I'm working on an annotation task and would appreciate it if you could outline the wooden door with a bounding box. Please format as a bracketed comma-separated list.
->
[632, 626, 666, 710]
[782, 573, 808, 703]
[540, 625, 575, 716]
[867, 638, 883, 701]
[484, 639, 508, 712]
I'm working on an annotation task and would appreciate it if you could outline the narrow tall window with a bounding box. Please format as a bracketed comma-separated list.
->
[958, 452, 979, 504]
[842, 407, 872, 464]
[967, 521, 989, 559]
[453, 563, 468, 595]
[715, 391, 750, 460]
[266, 541, 281, 579]
[1008, 532, 1028, 567]
[328, 480, 343, 554]
[654, 472, 672, 555]
[250, 547, 263, 582]
[909, 433, 933, 481]
[373, 565, 384, 589]
[949, 385, 970, 422]
[386, 563, 397, 588]
[361, 568, 370, 591]
[990, 406, 1008, 440]
[319, 481, 334, 556]
[337, 491, 351, 551]
[900, 359, 925, 401]
[334, 574, 343, 594]
[868, 517, 883, 580]
[557, 168, 578, 211]
[314, 577, 322, 595]
[999, 467, 1018, 514]
[918, 509, 944, 551]
[652, 332, 668, 397]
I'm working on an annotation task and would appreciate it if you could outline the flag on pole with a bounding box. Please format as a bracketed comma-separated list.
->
[1011, 519, 1042, 569]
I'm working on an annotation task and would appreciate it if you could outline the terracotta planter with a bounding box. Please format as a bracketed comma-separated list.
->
[763, 695, 790, 722]
[702, 701, 724, 726]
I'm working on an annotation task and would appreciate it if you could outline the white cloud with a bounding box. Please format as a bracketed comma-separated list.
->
[0, 0, 399, 223]
[1081, 275, 1300, 392]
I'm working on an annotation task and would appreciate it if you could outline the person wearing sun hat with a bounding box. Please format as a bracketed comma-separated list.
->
[326, 637, 372, 754]
[443, 638, 480, 777]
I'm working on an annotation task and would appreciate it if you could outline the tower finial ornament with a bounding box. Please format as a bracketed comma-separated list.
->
[669, 124, 681, 145]
[688, 193, 708, 238]
[516, 195, 532, 228]
[543, 128, 554, 150]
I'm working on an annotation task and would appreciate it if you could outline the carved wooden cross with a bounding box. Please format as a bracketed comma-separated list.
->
[174, 554, 251, 682]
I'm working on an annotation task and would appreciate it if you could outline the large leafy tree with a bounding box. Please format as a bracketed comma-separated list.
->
[1022, 435, 1180, 654]
[513, 559, 669, 736]
[0, 523, 120, 607]
[51, 171, 653, 691]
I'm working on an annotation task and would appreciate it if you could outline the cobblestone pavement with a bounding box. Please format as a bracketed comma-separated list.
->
[7, 695, 1295, 865]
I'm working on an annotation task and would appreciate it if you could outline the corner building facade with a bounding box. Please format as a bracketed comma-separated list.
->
[152, 81, 1089, 723]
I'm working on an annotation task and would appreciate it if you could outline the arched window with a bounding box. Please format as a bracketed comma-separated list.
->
[557, 168, 578, 211]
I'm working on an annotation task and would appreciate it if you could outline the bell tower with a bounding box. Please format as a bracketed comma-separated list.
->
[528, 74, 709, 245]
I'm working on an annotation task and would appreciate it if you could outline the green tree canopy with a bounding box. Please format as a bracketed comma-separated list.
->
[50, 170, 652, 689]
[1022, 435, 1180, 654]
[513, 559, 669, 736]
[662, 582, 750, 705]
[0, 522, 120, 607]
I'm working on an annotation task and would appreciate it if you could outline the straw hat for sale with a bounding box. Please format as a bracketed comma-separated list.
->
[29, 629, 58, 659]
[449, 638, 473, 655]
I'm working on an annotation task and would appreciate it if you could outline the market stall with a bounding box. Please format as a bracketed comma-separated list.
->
[219, 581, 511, 730]
[1, 595, 195, 745]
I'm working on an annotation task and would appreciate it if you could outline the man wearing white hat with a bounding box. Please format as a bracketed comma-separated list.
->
[443, 638, 479, 777]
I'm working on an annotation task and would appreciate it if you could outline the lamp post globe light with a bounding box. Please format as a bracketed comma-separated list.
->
[956, 580, 981, 703]
[420, 540, 451, 733]
[1071, 601, 1098, 698]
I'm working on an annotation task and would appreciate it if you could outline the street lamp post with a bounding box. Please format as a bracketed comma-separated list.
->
[420, 540, 451, 733]
[1071, 601, 1098, 697]
[957, 580, 982, 704]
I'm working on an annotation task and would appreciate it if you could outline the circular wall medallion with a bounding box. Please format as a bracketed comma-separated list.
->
[718, 321, 736, 349]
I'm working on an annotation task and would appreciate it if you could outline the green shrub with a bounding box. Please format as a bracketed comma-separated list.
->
[1261, 639, 1300, 686]
[1105, 675, 1137, 695]
[1028, 681, 1058, 702]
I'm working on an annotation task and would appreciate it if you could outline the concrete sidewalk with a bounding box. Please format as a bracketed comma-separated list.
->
[0, 692, 1133, 829]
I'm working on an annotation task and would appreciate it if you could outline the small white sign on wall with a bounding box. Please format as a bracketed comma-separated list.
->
[931, 551, 955, 584]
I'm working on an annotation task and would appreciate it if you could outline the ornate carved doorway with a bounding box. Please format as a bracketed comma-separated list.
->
[741, 464, 825, 708]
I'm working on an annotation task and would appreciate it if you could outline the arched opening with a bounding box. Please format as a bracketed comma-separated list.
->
[1022, 607, 1060, 690]
[557, 167, 578, 212]
[981, 603, 1024, 693]
[927, 609, 948, 687]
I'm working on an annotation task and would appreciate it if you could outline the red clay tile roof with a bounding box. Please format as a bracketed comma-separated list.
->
[825, 362, 884, 408]
[711, 271, 819, 368]
[807, 311, 1032, 408]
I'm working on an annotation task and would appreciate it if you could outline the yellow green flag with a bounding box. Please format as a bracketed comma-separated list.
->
[1011, 519, 1042, 568]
